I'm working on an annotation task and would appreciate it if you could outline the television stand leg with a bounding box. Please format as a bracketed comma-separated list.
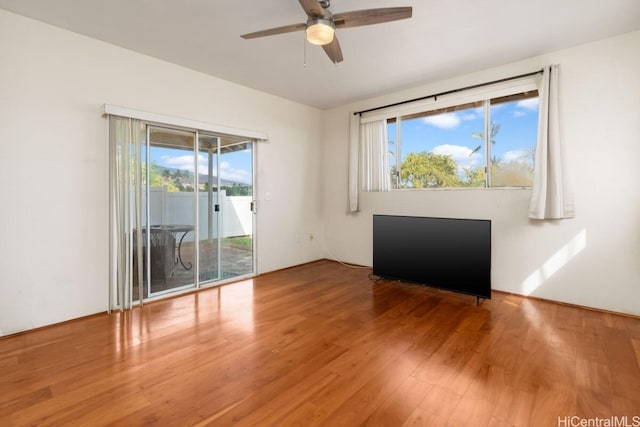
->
[476, 296, 480, 306]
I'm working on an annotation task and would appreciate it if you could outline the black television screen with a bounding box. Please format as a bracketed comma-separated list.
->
[373, 215, 491, 299]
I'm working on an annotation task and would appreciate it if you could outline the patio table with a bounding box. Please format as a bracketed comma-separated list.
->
[147, 224, 194, 270]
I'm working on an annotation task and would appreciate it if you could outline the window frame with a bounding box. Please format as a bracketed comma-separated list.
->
[359, 76, 539, 190]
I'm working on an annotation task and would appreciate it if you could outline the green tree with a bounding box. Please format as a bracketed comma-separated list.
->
[222, 183, 252, 196]
[470, 122, 501, 156]
[148, 163, 165, 187]
[469, 120, 535, 186]
[136, 162, 164, 187]
[172, 169, 184, 186]
[400, 152, 460, 188]
[469, 121, 507, 186]
[462, 167, 486, 187]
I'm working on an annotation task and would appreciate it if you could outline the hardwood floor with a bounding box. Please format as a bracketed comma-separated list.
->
[1, 260, 639, 426]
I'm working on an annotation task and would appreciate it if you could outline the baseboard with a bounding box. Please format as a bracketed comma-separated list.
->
[493, 289, 640, 320]
[0, 311, 108, 341]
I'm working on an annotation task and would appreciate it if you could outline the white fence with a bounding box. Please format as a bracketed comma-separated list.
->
[144, 186, 252, 242]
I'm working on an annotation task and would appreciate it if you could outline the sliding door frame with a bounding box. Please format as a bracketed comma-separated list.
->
[108, 105, 264, 310]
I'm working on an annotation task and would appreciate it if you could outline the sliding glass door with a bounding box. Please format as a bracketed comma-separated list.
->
[219, 139, 254, 280]
[111, 115, 256, 308]
[143, 126, 198, 298]
[143, 127, 255, 298]
[198, 135, 254, 284]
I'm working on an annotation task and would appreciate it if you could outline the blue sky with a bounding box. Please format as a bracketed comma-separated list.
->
[390, 98, 539, 175]
[149, 146, 253, 185]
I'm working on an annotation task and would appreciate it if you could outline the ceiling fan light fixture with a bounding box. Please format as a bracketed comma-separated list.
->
[306, 19, 335, 45]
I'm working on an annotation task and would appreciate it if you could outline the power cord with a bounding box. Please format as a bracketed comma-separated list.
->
[323, 244, 371, 270]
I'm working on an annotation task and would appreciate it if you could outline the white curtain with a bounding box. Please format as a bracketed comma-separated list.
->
[348, 117, 391, 212]
[360, 120, 391, 192]
[348, 113, 360, 212]
[109, 116, 145, 311]
[529, 65, 575, 219]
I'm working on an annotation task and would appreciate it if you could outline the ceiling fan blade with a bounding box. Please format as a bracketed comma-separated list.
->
[241, 23, 306, 39]
[298, 0, 328, 18]
[322, 35, 343, 64]
[333, 7, 413, 29]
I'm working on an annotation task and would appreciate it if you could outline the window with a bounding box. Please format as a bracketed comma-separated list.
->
[387, 90, 539, 189]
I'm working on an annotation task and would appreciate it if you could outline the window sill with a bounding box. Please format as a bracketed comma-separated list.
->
[390, 186, 532, 192]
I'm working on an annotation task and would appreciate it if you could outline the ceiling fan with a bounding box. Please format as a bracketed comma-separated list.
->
[240, 0, 412, 64]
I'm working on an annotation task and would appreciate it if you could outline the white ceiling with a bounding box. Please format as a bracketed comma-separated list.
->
[2, 0, 640, 109]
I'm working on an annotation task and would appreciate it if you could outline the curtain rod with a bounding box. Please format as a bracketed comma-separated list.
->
[353, 68, 544, 116]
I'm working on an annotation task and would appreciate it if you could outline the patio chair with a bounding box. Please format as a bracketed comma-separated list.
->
[133, 228, 176, 284]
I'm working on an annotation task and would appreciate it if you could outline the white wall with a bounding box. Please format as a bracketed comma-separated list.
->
[0, 9, 325, 336]
[322, 30, 640, 316]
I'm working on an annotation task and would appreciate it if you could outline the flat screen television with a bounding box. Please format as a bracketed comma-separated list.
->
[373, 215, 491, 300]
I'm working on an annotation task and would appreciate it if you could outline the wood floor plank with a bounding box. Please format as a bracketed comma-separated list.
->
[632, 338, 640, 369]
[319, 349, 421, 426]
[576, 368, 614, 418]
[505, 388, 536, 427]
[1, 260, 639, 426]
[361, 375, 433, 427]
[401, 406, 443, 427]
[415, 384, 464, 425]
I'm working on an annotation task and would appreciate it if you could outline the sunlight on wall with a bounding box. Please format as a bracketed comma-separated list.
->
[521, 229, 587, 295]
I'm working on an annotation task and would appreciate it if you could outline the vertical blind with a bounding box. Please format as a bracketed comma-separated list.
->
[109, 116, 145, 311]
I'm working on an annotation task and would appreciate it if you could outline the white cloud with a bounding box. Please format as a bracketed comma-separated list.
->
[460, 112, 479, 121]
[160, 154, 207, 172]
[502, 149, 531, 164]
[422, 113, 461, 129]
[432, 144, 474, 158]
[432, 144, 480, 171]
[219, 161, 251, 184]
[516, 98, 539, 111]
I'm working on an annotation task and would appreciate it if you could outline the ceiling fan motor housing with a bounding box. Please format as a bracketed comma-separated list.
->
[306, 18, 335, 45]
